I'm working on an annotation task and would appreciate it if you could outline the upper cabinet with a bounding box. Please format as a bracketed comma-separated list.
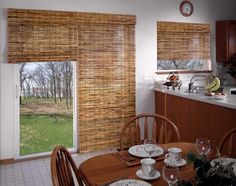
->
[216, 20, 236, 63]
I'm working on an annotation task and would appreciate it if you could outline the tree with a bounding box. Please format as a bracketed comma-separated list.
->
[43, 62, 59, 103]
[20, 62, 73, 107]
[19, 63, 35, 104]
[62, 62, 73, 108]
[34, 65, 49, 99]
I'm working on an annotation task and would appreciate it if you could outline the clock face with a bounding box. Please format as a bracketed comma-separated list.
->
[179, 1, 193, 17]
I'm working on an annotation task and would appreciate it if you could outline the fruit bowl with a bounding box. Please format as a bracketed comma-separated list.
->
[212, 93, 228, 100]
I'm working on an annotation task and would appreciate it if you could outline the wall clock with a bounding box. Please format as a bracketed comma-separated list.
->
[179, 0, 193, 17]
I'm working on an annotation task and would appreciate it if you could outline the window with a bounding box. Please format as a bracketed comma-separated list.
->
[157, 21, 211, 72]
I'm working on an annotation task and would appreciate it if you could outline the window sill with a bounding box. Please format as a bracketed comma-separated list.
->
[155, 69, 213, 75]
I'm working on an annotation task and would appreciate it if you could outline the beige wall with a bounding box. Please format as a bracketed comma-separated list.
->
[1, 0, 236, 159]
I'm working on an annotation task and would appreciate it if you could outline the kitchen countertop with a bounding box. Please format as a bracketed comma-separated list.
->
[155, 87, 236, 110]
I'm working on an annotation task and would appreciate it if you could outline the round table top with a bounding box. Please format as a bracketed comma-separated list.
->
[79, 142, 196, 186]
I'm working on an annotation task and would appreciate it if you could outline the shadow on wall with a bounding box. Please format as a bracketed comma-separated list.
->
[217, 63, 236, 86]
[136, 76, 155, 113]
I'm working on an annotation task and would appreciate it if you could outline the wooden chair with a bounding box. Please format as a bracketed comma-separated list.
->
[120, 113, 180, 151]
[51, 145, 83, 186]
[219, 128, 236, 158]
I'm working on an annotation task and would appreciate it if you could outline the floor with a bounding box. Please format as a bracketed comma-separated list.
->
[0, 149, 116, 186]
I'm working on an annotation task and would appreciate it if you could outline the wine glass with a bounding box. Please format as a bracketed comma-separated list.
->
[162, 164, 179, 186]
[195, 138, 211, 155]
[143, 139, 157, 158]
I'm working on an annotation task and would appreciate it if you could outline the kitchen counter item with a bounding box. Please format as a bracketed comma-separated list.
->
[163, 71, 182, 90]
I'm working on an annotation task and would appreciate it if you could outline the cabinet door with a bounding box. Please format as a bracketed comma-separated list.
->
[228, 21, 236, 60]
[216, 20, 236, 62]
[216, 21, 228, 62]
[155, 91, 236, 145]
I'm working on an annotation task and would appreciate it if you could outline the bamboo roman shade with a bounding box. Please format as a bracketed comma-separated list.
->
[8, 9, 136, 152]
[157, 21, 210, 61]
[8, 9, 78, 63]
[77, 23, 135, 152]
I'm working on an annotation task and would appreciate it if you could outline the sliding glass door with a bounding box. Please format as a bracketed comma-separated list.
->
[17, 62, 76, 157]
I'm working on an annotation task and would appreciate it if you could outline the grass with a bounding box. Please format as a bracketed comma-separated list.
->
[20, 97, 73, 156]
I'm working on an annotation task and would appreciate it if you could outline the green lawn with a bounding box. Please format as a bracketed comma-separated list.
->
[20, 114, 73, 155]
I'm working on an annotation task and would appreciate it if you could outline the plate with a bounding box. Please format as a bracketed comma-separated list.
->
[109, 179, 151, 186]
[128, 144, 164, 158]
[212, 94, 227, 100]
[211, 158, 236, 174]
[164, 158, 187, 167]
[136, 169, 161, 180]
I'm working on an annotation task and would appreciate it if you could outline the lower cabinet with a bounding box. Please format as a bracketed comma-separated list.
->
[155, 91, 235, 146]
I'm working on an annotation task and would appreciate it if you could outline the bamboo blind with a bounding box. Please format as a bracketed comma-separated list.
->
[8, 9, 136, 63]
[8, 9, 78, 63]
[157, 21, 210, 61]
[77, 23, 135, 152]
[7, 9, 136, 152]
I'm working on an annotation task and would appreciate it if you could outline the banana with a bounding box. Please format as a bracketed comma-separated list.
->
[205, 77, 217, 90]
[210, 77, 220, 92]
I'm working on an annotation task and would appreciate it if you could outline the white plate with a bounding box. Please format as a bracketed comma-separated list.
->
[128, 144, 164, 158]
[212, 94, 228, 100]
[164, 158, 187, 167]
[109, 179, 151, 186]
[211, 158, 236, 174]
[136, 169, 161, 180]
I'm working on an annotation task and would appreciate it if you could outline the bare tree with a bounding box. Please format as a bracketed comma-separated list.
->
[68, 64, 73, 107]
[19, 63, 35, 104]
[34, 65, 47, 99]
[62, 62, 73, 108]
[20, 62, 73, 107]
[55, 63, 64, 102]
[19, 63, 26, 104]
[43, 62, 59, 103]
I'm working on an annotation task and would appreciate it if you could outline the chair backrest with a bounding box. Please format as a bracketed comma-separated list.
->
[120, 113, 180, 151]
[51, 145, 83, 186]
[219, 128, 236, 158]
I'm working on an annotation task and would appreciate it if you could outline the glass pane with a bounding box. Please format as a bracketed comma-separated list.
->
[19, 62, 73, 155]
[157, 59, 207, 70]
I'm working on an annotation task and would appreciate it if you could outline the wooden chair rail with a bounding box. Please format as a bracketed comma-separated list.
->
[219, 127, 236, 158]
[51, 145, 83, 186]
[120, 113, 180, 151]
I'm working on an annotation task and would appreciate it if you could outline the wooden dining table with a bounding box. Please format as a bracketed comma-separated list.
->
[79, 142, 196, 186]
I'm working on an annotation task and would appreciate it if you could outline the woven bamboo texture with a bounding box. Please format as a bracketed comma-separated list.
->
[77, 24, 135, 152]
[8, 9, 136, 63]
[8, 9, 136, 152]
[157, 21, 210, 61]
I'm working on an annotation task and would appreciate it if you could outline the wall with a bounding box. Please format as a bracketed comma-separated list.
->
[1, 0, 236, 159]
[0, 0, 1, 160]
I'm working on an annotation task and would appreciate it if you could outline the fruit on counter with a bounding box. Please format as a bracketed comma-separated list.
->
[205, 76, 216, 89]
[205, 76, 221, 92]
[212, 92, 228, 100]
[215, 92, 225, 95]
[205, 92, 226, 96]
[210, 77, 220, 91]
[169, 74, 178, 81]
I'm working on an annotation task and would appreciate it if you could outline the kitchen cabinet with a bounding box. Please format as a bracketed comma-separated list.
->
[216, 20, 236, 62]
[155, 91, 236, 146]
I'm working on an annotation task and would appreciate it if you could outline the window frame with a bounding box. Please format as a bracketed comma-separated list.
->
[14, 62, 77, 159]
